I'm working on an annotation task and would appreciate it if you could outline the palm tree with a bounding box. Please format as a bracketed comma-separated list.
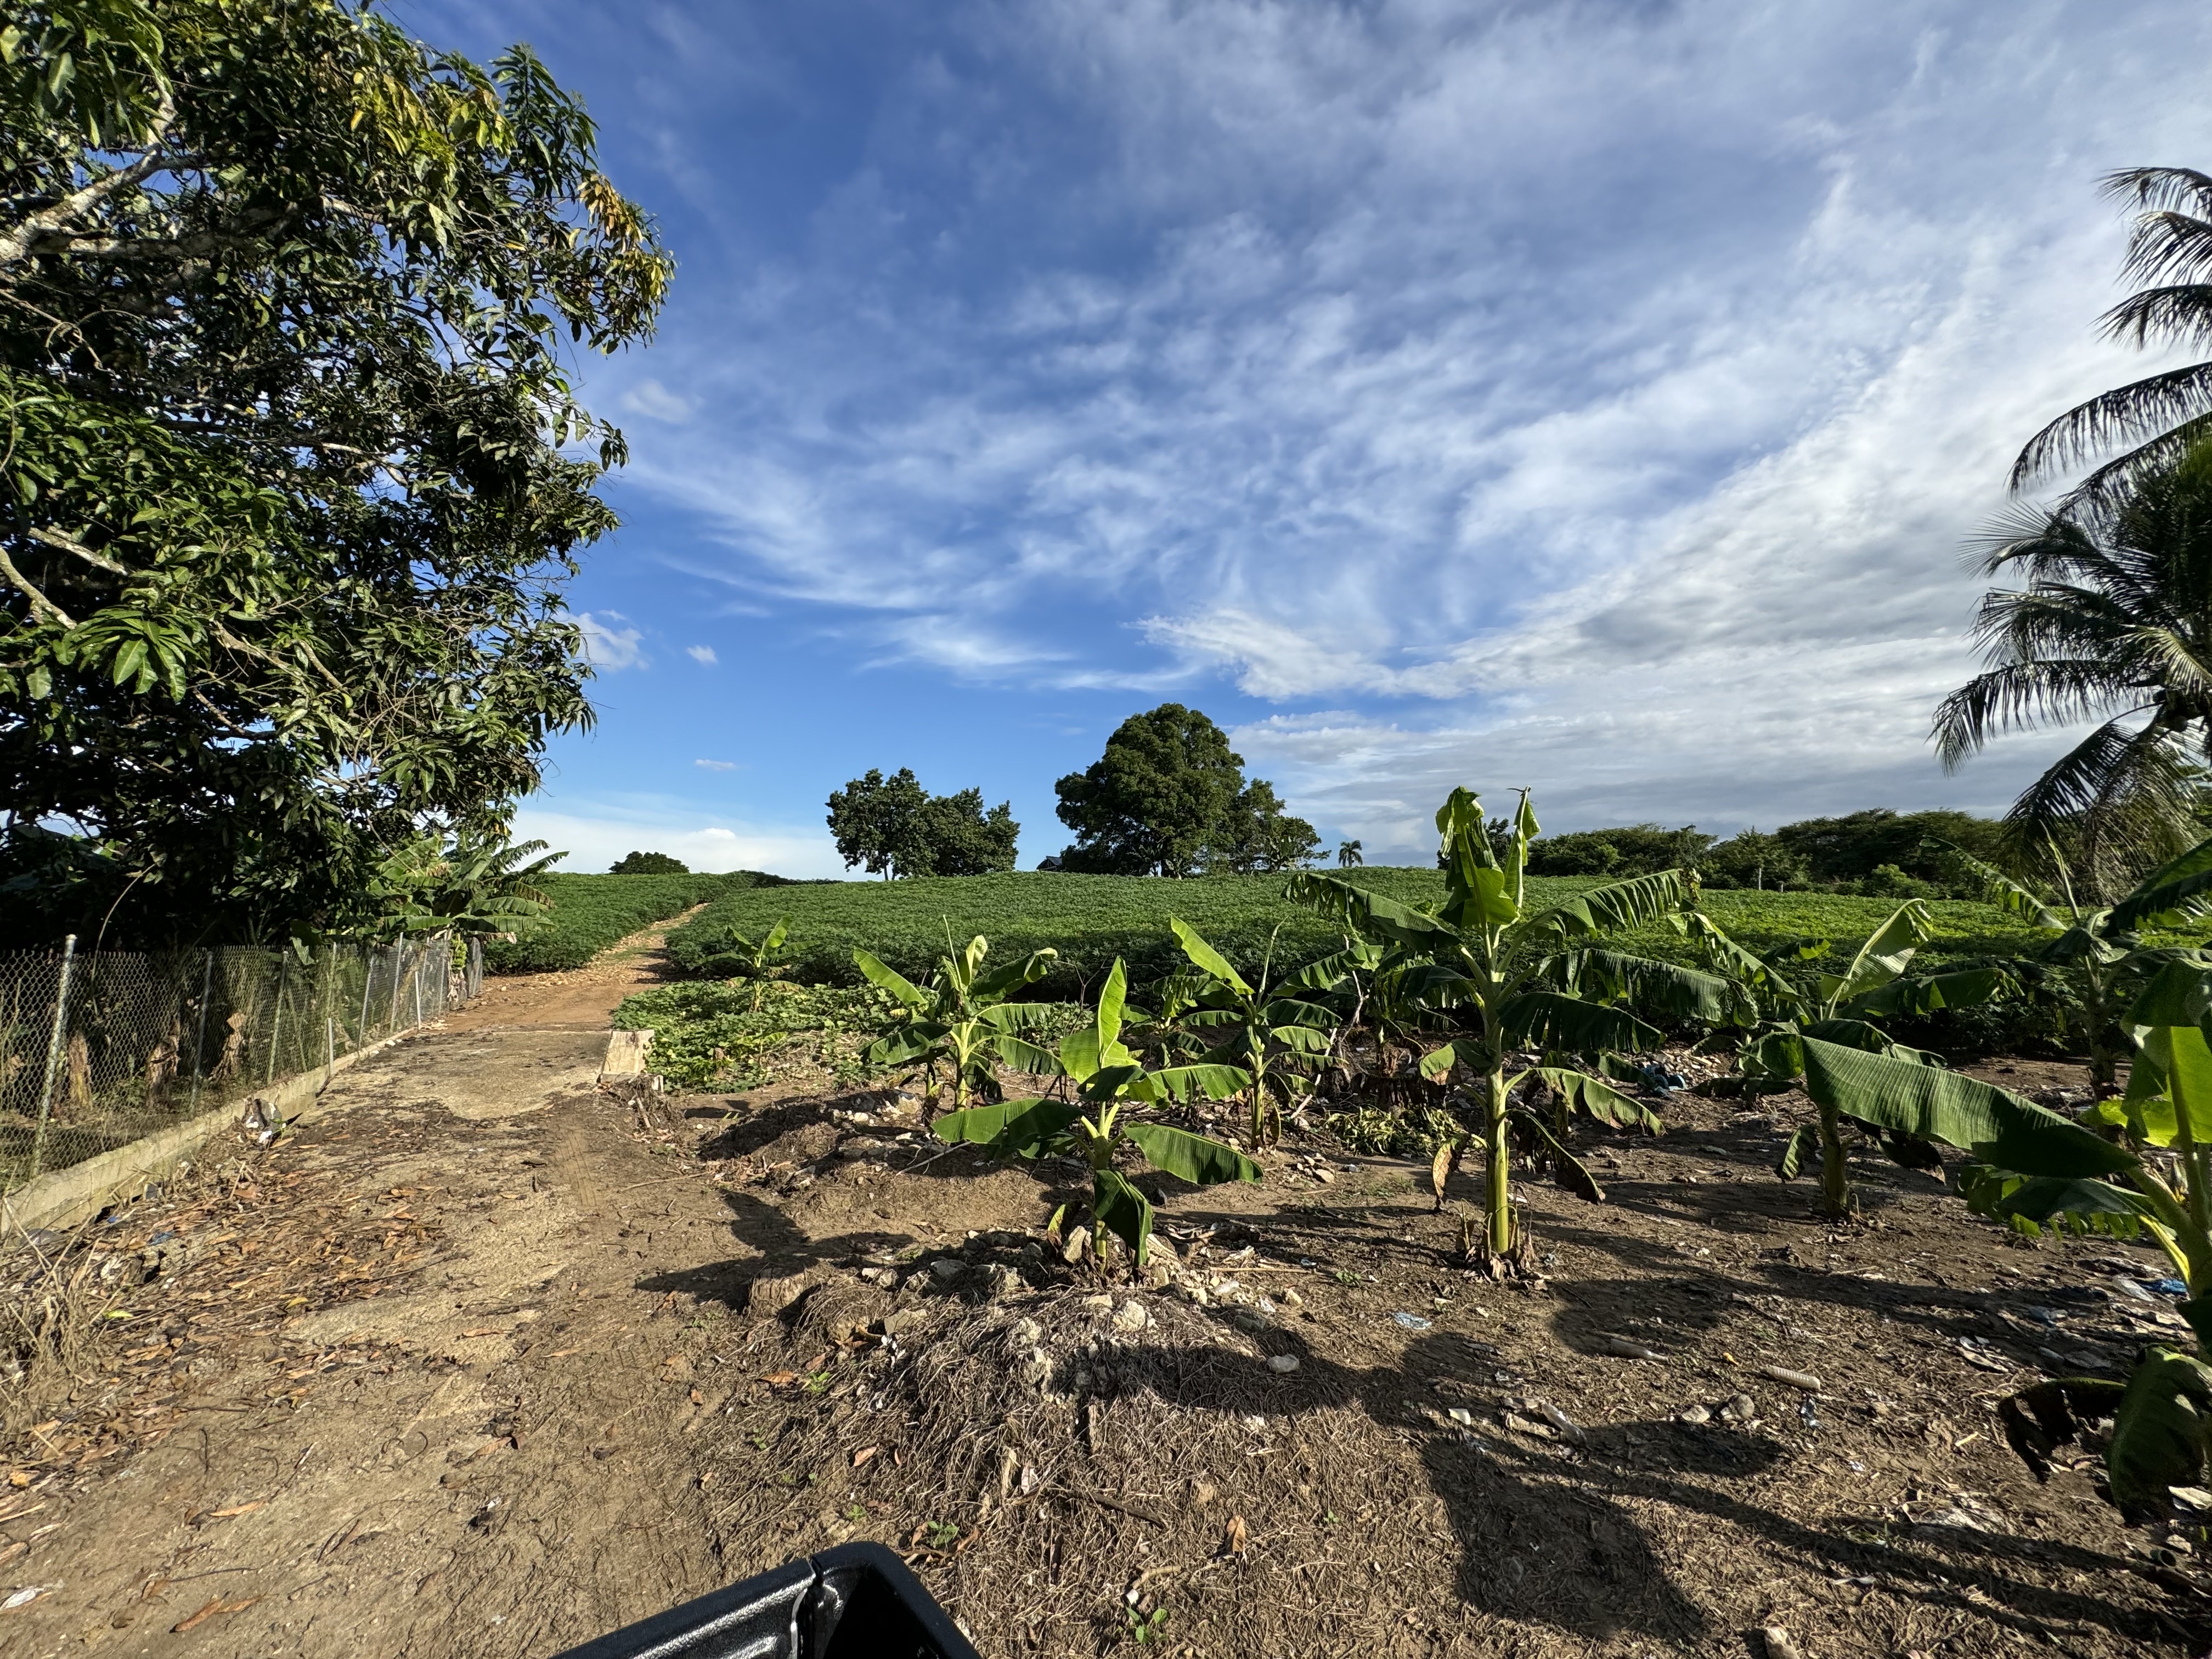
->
[1336, 839, 1363, 869]
[1932, 442, 2212, 897]
[2016, 168, 2212, 505]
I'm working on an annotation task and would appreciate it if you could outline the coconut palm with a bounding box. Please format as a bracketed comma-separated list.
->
[1932, 441, 2212, 898]
[1337, 839, 1363, 869]
[2015, 168, 2212, 505]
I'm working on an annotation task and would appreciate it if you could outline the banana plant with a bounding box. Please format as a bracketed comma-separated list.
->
[689, 916, 794, 1008]
[1696, 900, 2014, 1217]
[370, 833, 560, 941]
[1940, 961, 2212, 1510]
[1165, 917, 1350, 1148]
[1945, 833, 2212, 1093]
[934, 960, 1257, 1267]
[1288, 787, 1718, 1273]
[854, 935, 1060, 1115]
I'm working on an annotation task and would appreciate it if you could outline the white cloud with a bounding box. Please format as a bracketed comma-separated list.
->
[617, 377, 698, 423]
[575, 611, 646, 670]
[686, 644, 718, 665]
[693, 758, 736, 771]
[514, 806, 843, 880]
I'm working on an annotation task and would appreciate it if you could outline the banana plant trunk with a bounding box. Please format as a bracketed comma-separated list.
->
[1818, 1102, 1851, 1219]
[1483, 1063, 1513, 1256]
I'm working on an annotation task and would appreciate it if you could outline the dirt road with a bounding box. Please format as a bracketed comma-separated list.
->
[2, 924, 753, 1657]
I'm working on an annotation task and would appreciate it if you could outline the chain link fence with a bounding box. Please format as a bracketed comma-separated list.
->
[0, 933, 483, 1193]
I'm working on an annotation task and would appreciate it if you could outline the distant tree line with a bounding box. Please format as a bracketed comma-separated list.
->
[1506, 809, 2008, 897]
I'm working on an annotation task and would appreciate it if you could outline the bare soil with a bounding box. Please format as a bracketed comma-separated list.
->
[1, 929, 2202, 1659]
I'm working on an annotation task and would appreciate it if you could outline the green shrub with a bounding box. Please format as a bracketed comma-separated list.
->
[1325, 1103, 1465, 1159]
[610, 980, 897, 1091]
[611, 850, 690, 874]
[484, 870, 795, 972]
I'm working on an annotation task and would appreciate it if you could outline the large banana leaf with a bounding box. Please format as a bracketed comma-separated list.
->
[2110, 831, 2212, 933]
[1268, 1024, 1333, 1055]
[1261, 996, 1339, 1029]
[1574, 950, 1753, 1025]
[1419, 1038, 1485, 1082]
[1097, 958, 1128, 1049]
[2139, 1024, 2212, 1146]
[2038, 919, 2126, 966]
[1498, 991, 1663, 1056]
[1282, 941, 1383, 992]
[2129, 958, 2212, 1029]
[1522, 1065, 1663, 1132]
[988, 1034, 1064, 1076]
[1284, 873, 1454, 947]
[853, 949, 929, 1010]
[1965, 1169, 2152, 1232]
[1816, 901, 1932, 1012]
[1169, 917, 1252, 995]
[1775, 1123, 1814, 1180]
[1797, 1036, 2133, 1175]
[1845, 966, 2013, 1018]
[1443, 864, 1521, 933]
[1077, 1063, 1149, 1103]
[1536, 871, 1687, 938]
[933, 1097, 1082, 1157]
[1508, 1108, 1605, 1202]
[2108, 1348, 2212, 1508]
[1932, 839, 2067, 930]
[971, 946, 1059, 1003]
[863, 1023, 947, 1068]
[1132, 1063, 1252, 1103]
[1091, 1167, 1155, 1267]
[1123, 1122, 1261, 1186]
[1679, 912, 1803, 998]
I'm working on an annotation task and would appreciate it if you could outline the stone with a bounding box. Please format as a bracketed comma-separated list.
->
[1677, 1404, 1712, 1425]
[1018, 1349, 1051, 1387]
[1062, 1227, 1091, 1264]
[747, 1267, 824, 1316]
[1113, 1301, 1148, 1333]
[1276, 1286, 1304, 1310]
[882, 1308, 929, 1337]
[1267, 1354, 1300, 1373]
[930, 1258, 966, 1283]
[982, 1265, 1022, 1301]
[1081, 1294, 1114, 1314]
[1720, 1393, 1757, 1423]
[857, 1267, 897, 1289]
[1011, 1318, 1043, 1347]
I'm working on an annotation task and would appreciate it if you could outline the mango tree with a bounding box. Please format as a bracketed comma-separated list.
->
[1692, 900, 2013, 1217]
[1288, 787, 1723, 1273]
[855, 936, 1059, 1114]
[934, 960, 1257, 1267]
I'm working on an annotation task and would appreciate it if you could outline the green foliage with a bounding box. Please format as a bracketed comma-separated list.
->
[934, 961, 1256, 1267]
[610, 979, 895, 1092]
[370, 834, 558, 943]
[0, 0, 674, 947]
[855, 934, 1060, 1110]
[1771, 810, 2006, 891]
[825, 768, 1020, 880]
[1325, 1102, 1466, 1159]
[485, 871, 790, 973]
[1523, 824, 1712, 879]
[611, 851, 689, 875]
[1161, 916, 1344, 1146]
[1697, 830, 1809, 890]
[1049, 703, 1317, 876]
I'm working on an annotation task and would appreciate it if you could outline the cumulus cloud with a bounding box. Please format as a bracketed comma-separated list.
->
[575, 612, 645, 670]
[512, 805, 842, 880]
[686, 644, 718, 665]
[693, 758, 736, 771]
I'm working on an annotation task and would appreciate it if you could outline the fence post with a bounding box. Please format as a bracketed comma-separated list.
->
[412, 943, 424, 1029]
[186, 950, 214, 1112]
[29, 934, 78, 1181]
[266, 953, 287, 1086]
[356, 946, 375, 1051]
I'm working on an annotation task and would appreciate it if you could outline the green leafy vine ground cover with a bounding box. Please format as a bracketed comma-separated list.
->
[485, 870, 794, 973]
[609, 981, 898, 1092]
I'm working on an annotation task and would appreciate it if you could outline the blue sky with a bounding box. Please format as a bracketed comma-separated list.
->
[414, 0, 2212, 878]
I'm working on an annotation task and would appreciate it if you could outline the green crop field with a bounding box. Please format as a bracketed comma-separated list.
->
[661, 867, 2062, 999]
[484, 870, 796, 973]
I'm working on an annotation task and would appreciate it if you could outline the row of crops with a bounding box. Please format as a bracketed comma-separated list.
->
[482, 869, 796, 972]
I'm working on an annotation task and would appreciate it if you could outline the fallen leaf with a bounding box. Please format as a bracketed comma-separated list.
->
[459, 1327, 501, 1339]
[760, 1371, 799, 1387]
[549, 1347, 582, 1358]
[853, 1446, 878, 1469]
[172, 1595, 257, 1633]
[206, 1501, 265, 1519]
[1224, 1514, 1249, 1554]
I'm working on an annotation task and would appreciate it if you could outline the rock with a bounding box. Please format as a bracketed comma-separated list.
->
[1267, 1354, 1300, 1374]
[1759, 1627, 1804, 1659]
[857, 1267, 897, 1289]
[1141, 1259, 1174, 1289]
[1113, 1301, 1149, 1333]
[1011, 1317, 1043, 1347]
[1677, 1404, 1712, 1425]
[747, 1267, 824, 1316]
[1501, 1412, 1556, 1440]
[1604, 1336, 1664, 1361]
[1017, 1349, 1051, 1387]
[982, 1265, 1022, 1301]
[930, 1258, 966, 1283]
[1759, 1365, 1822, 1392]
[1313, 1168, 1335, 1184]
[1276, 1286, 1304, 1310]
[1448, 1407, 1476, 1427]
[1062, 1227, 1091, 1264]
[1081, 1294, 1114, 1314]
[882, 1308, 929, 1337]
[1720, 1393, 1757, 1423]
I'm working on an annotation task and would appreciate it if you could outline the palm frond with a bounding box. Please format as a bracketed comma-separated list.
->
[2004, 716, 2202, 903]
[2011, 360, 2212, 489]
[1931, 666, 2142, 767]
[2102, 284, 2212, 351]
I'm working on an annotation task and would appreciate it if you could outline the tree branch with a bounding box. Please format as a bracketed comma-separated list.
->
[0, 544, 74, 626]
[29, 526, 127, 575]
[0, 92, 184, 271]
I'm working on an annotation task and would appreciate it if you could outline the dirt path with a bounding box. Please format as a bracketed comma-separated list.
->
[1, 918, 748, 1657]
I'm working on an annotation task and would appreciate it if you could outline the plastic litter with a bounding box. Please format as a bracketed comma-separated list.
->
[2152, 1278, 2190, 1297]
[1392, 1312, 1432, 1331]
[1635, 1061, 1688, 1094]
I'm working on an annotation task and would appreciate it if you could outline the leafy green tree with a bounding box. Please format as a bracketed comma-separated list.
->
[1337, 839, 1363, 869]
[611, 851, 689, 875]
[1200, 778, 1321, 874]
[1697, 831, 1806, 890]
[370, 834, 559, 942]
[1291, 788, 1709, 1273]
[934, 960, 1257, 1268]
[1767, 810, 2002, 891]
[1053, 704, 1256, 877]
[1522, 824, 1713, 879]
[826, 769, 1018, 878]
[0, 0, 673, 946]
[1934, 443, 2212, 898]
